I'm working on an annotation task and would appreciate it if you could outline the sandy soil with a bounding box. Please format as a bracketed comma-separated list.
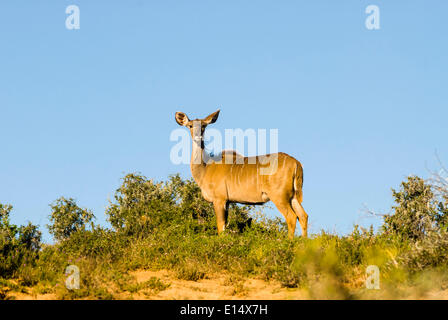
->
[3, 269, 307, 300]
[128, 270, 307, 300]
[5, 269, 448, 300]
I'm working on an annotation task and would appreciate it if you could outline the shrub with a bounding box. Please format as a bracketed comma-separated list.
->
[106, 173, 180, 236]
[399, 230, 448, 271]
[383, 176, 447, 241]
[47, 197, 95, 242]
[0, 203, 42, 278]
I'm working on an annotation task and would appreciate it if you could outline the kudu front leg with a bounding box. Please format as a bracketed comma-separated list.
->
[213, 200, 228, 234]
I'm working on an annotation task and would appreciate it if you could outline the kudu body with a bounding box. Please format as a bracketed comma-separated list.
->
[175, 110, 308, 238]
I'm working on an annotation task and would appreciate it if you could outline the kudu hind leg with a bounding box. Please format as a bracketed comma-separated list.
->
[285, 210, 298, 240]
[291, 197, 308, 238]
[271, 198, 297, 239]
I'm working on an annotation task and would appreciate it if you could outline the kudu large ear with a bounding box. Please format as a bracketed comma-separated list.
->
[175, 112, 190, 126]
[203, 109, 220, 125]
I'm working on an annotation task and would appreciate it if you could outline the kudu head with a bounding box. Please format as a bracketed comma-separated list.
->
[175, 110, 220, 148]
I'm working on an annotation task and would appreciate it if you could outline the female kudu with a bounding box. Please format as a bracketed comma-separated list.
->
[175, 110, 309, 238]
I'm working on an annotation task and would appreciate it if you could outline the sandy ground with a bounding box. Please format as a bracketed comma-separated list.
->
[3, 269, 307, 300]
[128, 270, 307, 300]
[5, 269, 448, 300]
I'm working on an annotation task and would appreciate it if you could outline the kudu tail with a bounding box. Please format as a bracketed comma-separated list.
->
[293, 162, 303, 203]
[292, 161, 308, 237]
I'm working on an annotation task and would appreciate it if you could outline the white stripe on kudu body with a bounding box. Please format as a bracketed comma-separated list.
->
[174, 110, 309, 239]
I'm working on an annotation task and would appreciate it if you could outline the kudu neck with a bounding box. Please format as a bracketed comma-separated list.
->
[190, 136, 206, 184]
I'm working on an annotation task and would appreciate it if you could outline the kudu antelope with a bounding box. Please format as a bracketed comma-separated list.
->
[174, 110, 309, 239]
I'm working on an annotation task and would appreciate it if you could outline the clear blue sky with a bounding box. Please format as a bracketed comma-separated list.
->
[1, 1, 447, 242]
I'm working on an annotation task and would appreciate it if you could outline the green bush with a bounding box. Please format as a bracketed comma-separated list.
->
[383, 176, 448, 241]
[399, 230, 448, 271]
[106, 173, 179, 236]
[0, 203, 42, 278]
[48, 197, 95, 242]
